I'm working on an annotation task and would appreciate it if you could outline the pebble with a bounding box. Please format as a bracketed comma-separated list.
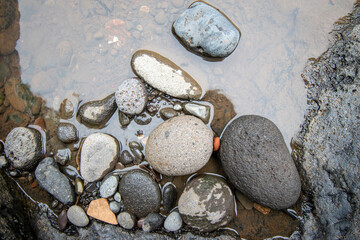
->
[145, 115, 213, 176]
[61, 165, 80, 180]
[183, 102, 211, 124]
[173, 103, 182, 111]
[75, 177, 84, 195]
[58, 209, 68, 231]
[171, 0, 184, 8]
[164, 211, 182, 232]
[115, 78, 147, 115]
[67, 205, 89, 227]
[119, 150, 134, 165]
[118, 111, 131, 127]
[159, 108, 178, 120]
[178, 175, 235, 232]
[235, 190, 253, 210]
[142, 213, 164, 232]
[4, 127, 43, 170]
[57, 122, 78, 143]
[254, 202, 271, 215]
[134, 113, 152, 125]
[118, 170, 161, 218]
[85, 182, 97, 193]
[220, 115, 301, 209]
[100, 175, 119, 198]
[60, 98, 75, 119]
[109, 201, 121, 214]
[77, 94, 117, 128]
[117, 211, 136, 230]
[87, 198, 118, 225]
[35, 157, 75, 205]
[173, 1, 240, 58]
[54, 148, 71, 165]
[114, 192, 121, 202]
[80, 133, 120, 182]
[0, 155, 8, 168]
[162, 183, 177, 213]
[131, 50, 202, 100]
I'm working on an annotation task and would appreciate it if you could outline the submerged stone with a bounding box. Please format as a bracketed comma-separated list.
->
[183, 102, 211, 124]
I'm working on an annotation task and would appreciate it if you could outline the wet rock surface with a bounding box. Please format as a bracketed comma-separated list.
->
[293, 6, 360, 239]
[5, 127, 43, 170]
[145, 115, 213, 176]
[178, 175, 235, 232]
[131, 50, 202, 100]
[77, 94, 117, 128]
[118, 170, 161, 218]
[35, 157, 75, 205]
[57, 122, 78, 143]
[220, 115, 301, 210]
[115, 77, 147, 115]
[80, 133, 119, 182]
[173, 1, 240, 58]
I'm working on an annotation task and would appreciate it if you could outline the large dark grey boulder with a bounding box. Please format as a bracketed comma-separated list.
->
[220, 115, 301, 210]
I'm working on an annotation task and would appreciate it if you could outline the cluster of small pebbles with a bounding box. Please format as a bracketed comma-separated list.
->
[0, 1, 302, 238]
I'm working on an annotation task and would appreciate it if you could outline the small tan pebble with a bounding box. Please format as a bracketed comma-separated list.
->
[254, 202, 271, 215]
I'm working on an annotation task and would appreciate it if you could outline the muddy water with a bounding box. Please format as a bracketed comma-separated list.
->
[3, 0, 355, 239]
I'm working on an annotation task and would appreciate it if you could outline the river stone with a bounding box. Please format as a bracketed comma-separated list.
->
[57, 123, 78, 143]
[183, 102, 211, 124]
[162, 183, 177, 213]
[67, 205, 89, 227]
[80, 133, 120, 182]
[178, 175, 235, 232]
[131, 50, 202, 100]
[100, 175, 119, 198]
[145, 115, 213, 176]
[35, 157, 75, 205]
[115, 77, 147, 115]
[117, 211, 136, 230]
[77, 94, 117, 128]
[173, 1, 240, 58]
[142, 213, 164, 232]
[164, 211, 182, 232]
[4, 127, 43, 170]
[220, 115, 301, 210]
[118, 170, 161, 218]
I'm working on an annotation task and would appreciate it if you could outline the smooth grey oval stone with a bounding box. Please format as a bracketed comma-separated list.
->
[109, 201, 121, 214]
[173, 1, 240, 58]
[164, 211, 182, 232]
[35, 157, 75, 205]
[57, 123, 78, 144]
[183, 102, 211, 124]
[5, 127, 43, 170]
[117, 211, 136, 230]
[115, 77, 147, 115]
[131, 50, 202, 100]
[118, 170, 161, 218]
[220, 115, 301, 209]
[77, 94, 117, 128]
[67, 205, 89, 227]
[80, 133, 119, 182]
[145, 115, 213, 176]
[178, 175, 235, 232]
[142, 213, 164, 232]
[100, 175, 119, 198]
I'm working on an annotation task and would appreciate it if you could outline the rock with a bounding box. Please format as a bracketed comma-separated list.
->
[61, 165, 81, 180]
[115, 77, 147, 115]
[178, 175, 235, 232]
[131, 50, 202, 100]
[54, 148, 71, 165]
[142, 213, 164, 232]
[77, 94, 117, 128]
[145, 115, 213, 176]
[60, 98, 75, 119]
[58, 209, 68, 231]
[118, 170, 161, 218]
[87, 198, 118, 225]
[75, 177, 84, 195]
[0, 155, 8, 168]
[159, 108, 178, 120]
[171, 0, 184, 8]
[57, 123, 78, 143]
[5, 127, 43, 170]
[119, 150, 134, 165]
[164, 211, 182, 232]
[100, 175, 119, 198]
[117, 211, 136, 230]
[118, 111, 131, 127]
[67, 205, 89, 227]
[80, 133, 119, 182]
[235, 190, 253, 210]
[183, 102, 211, 124]
[253, 203, 271, 215]
[173, 1, 240, 58]
[219, 115, 301, 209]
[114, 192, 121, 202]
[109, 201, 121, 214]
[35, 157, 75, 205]
[134, 112, 152, 125]
[173, 103, 182, 111]
[162, 183, 177, 213]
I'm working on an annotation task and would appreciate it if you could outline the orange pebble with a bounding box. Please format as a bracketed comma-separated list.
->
[213, 137, 220, 151]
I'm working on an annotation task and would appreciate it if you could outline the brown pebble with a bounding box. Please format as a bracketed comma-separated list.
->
[31, 179, 38, 188]
[58, 209, 67, 231]
[34, 117, 47, 130]
[87, 198, 118, 225]
[213, 137, 220, 151]
[254, 202, 271, 215]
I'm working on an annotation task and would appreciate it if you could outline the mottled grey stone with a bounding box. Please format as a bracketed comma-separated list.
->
[77, 94, 117, 128]
[67, 205, 89, 227]
[178, 175, 235, 232]
[131, 50, 202, 100]
[80, 133, 120, 182]
[145, 115, 213, 176]
[54, 148, 71, 165]
[173, 1, 240, 58]
[118, 170, 161, 218]
[183, 102, 211, 124]
[57, 122, 78, 143]
[5, 127, 43, 170]
[117, 211, 136, 230]
[35, 157, 75, 205]
[142, 213, 164, 232]
[109, 201, 121, 214]
[100, 175, 119, 198]
[164, 211, 182, 232]
[115, 77, 147, 115]
[220, 115, 301, 210]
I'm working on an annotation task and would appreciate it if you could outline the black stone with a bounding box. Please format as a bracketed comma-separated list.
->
[119, 150, 134, 165]
[142, 213, 164, 232]
[162, 183, 177, 213]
